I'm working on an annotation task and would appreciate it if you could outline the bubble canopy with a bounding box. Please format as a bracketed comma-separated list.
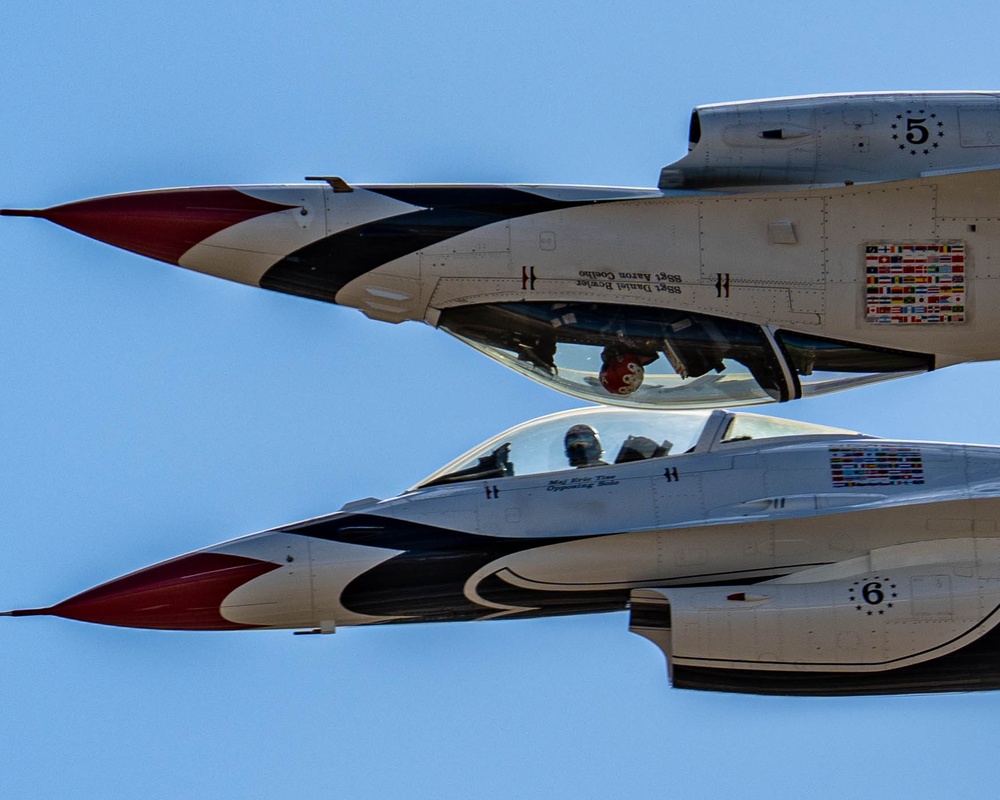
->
[438, 302, 933, 409]
[413, 407, 865, 490]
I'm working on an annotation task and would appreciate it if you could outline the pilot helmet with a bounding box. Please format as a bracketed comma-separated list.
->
[565, 424, 603, 466]
[600, 352, 646, 395]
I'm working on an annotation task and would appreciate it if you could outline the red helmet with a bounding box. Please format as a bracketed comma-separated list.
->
[600, 353, 646, 395]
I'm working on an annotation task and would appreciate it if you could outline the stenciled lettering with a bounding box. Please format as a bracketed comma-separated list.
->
[617, 281, 652, 293]
[617, 271, 651, 282]
[578, 269, 614, 280]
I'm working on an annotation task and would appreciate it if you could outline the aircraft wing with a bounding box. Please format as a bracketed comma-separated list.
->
[630, 537, 1000, 695]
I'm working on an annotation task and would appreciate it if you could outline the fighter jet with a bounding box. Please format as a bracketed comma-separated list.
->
[5, 91, 999, 409]
[8, 405, 1000, 696]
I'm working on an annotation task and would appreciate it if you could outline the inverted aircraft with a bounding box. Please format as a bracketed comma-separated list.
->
[5, 91, 1000, 409]
[8, 406, 1000, 696]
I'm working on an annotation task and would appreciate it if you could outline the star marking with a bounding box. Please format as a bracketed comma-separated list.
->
[897, 114, 903, 119]
[911, 149, 917, 155]
[930, 113, 937, 118]
[899, 144, 906, 150]
[924, 149, 930, 154]
[893, 134, 899, 140]
[867, 610, 873, 616]
[892, 123, 898, 129]
[933, 142, 939, 149]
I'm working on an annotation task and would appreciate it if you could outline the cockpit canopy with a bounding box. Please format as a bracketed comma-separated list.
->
[413, 407, 864, 490]
[438, 301, 931, 409]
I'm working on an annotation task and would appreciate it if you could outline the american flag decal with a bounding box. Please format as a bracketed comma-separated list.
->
[830, 446, 924, 488]
[864, 243, 966, 324]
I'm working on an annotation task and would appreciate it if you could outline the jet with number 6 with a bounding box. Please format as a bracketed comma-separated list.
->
[8, 405, 1000, 696]
[6, 91, 1000, 409]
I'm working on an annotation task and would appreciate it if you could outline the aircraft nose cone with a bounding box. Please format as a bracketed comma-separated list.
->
[1, 188, 295, 265]
[12, 552, 281, 630]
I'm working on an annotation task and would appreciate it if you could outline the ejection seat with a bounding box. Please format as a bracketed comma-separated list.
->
[614, 436, 673, 464]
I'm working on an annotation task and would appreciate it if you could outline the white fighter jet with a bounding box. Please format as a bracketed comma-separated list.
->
[7, 406, 1000, 696]
[5, 91, 1000, 409]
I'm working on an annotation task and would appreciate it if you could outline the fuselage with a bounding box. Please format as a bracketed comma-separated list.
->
[18, 409, 1000, 633]
[6, 93, 1000, 409]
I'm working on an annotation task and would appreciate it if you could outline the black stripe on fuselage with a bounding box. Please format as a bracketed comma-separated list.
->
[673, 622, 1000, 696]
[258, 187, 601, 303]
[285, 513, 588, 621]
[284, 514, 782, 623]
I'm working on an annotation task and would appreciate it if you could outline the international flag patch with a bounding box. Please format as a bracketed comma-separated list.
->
[864, 243, 965, 324]
[830, 446, 924, 488]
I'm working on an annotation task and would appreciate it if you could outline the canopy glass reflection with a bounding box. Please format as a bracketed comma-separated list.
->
[439, 301, 932, 409]
[414, 407, 864, 489]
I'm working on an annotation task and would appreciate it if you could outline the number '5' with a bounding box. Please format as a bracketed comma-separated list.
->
[906, 118, 929, 145]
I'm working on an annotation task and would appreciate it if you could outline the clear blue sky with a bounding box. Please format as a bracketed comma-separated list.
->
[3, 2, 1000, 798]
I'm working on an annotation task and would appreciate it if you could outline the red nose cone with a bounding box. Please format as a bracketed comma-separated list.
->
[18, 552, 282, 630]
[2, 188, 295, 265]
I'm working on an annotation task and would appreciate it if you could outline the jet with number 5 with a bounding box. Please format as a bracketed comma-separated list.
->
[8, 406, 1000, 696]
[6, 91, 1000, 409]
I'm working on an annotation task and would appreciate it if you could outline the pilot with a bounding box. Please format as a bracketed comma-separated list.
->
[564, 424, 608, 468]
